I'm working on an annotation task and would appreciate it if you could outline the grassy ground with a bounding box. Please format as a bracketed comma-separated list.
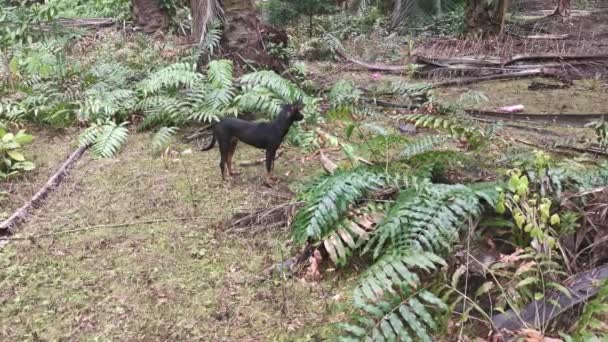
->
[0, 131, 353, 341]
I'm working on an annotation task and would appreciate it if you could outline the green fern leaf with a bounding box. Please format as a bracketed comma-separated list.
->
[291, 168, 401, 245]
[151, 127, 177, 154]
[400, 135, 450, 159]
[90, 121, 129, 158]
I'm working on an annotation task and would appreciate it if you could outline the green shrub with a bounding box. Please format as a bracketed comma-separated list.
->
[0, 127, 35, 181]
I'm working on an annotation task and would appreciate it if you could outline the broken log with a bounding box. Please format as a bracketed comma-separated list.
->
[0, 145, 88, 236]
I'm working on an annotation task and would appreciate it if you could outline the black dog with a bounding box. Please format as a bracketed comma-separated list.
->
[201, 101, 305, 184]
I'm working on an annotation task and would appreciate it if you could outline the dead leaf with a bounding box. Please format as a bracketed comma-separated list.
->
[320, 151, 338, 174]
[305, 249, 323, 282]
[517, 329, 563, 342]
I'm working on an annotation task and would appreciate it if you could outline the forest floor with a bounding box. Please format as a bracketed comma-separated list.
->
[1, 130, 355, 340]
[1, 1, 608, 341]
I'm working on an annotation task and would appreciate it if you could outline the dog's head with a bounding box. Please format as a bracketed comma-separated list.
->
[288, 99, 305, 122]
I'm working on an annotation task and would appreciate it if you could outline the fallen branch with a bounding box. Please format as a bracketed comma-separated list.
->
[433, 68, 550, 87]
[506, 32, 570, 40]
[333, 44, 408, 73]
[466, 109, 608, 128]
[362, 97, 423, 109]
[0, 145, 88, 236]
[186, 125, 211, 141]
[414, 53, 608, 68]
[472, 117, 566, 137]
[505, 53, 608, 66]
[0, 216, 210, 241]
[513, 138, 608, 156]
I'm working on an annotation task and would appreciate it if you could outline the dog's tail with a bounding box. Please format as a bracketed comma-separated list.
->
[200, 133, 216, 151]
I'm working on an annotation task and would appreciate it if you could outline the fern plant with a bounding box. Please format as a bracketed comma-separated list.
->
[400, 135, 450, 159]
[291, 168, 401, 245]
[79, 120, 129, 158]
[340, 182, 498, 340]
[290, 162, 500, 341]
[405, 113, 487, 149]
[151, 126, 177, 154]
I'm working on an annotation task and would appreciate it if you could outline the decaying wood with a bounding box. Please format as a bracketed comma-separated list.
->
[472, 117, 566, 137]
[492, 263, 608, 332]
[466, 110, 608, 128]
[0, 145, 88, 236]
[414, 53, 608, 68]
[55, 17, 117, 28]
[433, 68, 551, 87]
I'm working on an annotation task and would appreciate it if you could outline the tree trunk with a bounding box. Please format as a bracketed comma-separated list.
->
[190, 0, 223, 44]
[553, 0, 571, 16]
[132, 0, 169, 34]
[221, 0, 288, 72]
[464, 0, 508, 37]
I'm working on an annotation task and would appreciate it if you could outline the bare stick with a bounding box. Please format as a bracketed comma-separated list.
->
[0, 216, 211, 241]
[0, 145, 89, 235]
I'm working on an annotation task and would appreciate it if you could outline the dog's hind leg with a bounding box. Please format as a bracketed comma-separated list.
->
[264, 148, 278, 185]
[227, 138, 240, 176]
[218, 137, 230, 181]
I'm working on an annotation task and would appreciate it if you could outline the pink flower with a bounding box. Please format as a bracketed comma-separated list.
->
[371, 72, 382, 81]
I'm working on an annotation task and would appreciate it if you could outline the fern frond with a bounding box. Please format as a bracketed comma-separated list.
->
[366, 184, 492, 260]
[151, 126, 177, 154]
[239, 70, 303, 103]
[0, 99, 26, 121]
[400, 135, 450, 159]
[88, 63, 133, 87]
[234, 87, 285, 117]
[78, 122, 103, 147]
[206, 59, 234, 91]
[292, 168, 411, 245]
[344, 283, 448, 341]
[79, 88, 137, 121]
[137, 63, 202, 96]
[322, 203, 386, 266]
[328, 80, 362, 108]
[90, 121, 129, 158]
[405, 113, 485, 147]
